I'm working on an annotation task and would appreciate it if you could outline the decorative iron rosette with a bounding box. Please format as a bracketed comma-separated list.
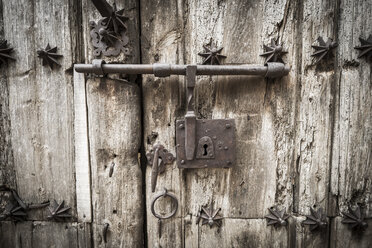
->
[90, 19, 130, 57]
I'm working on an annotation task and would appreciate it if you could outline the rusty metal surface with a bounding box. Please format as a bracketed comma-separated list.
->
[0, 202, 27, 221]
[185, 65, 197, 161]
[197, 204, 223, 228]
[198, 39, 226, 65]
[264, 206, 289, 228]
[260, 38, 288, 64]
[176, 118, 236, 168]
[150, 188, 178, 219]
[0, 40, 15, 66]
[89, 0, 130, 57]
[311, 36, 338, 64]
[196, 136, 215, 159]
[0, 189, 49, 222]
[37, 44, 63, 69]
[354, 35, 372, 61]
[146, 144, 175, 192]
[75, 61, 290, 78]
[103, 223, 109, 243]
[91, 0, 113, 17]
[47, 200, 72, 222]
[302, 207, 327, 231]
[342, 205, 368, 231]
[90, 19, 129, 57]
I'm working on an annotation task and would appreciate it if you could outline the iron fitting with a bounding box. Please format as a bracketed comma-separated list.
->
[153, 63, 171, 77]
[265, 62, 290, 78]
[92, 59, 106, 75]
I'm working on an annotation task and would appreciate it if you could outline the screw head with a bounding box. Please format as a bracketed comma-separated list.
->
[224, 146, 228, 150]
[181, 160, 185, 164]
[226, 124, 231, 129]
[179, 124, 184, 129]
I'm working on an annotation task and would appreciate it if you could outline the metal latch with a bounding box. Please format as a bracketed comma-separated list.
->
[74, 61, 290, 168]
[175, 65, 236, 168]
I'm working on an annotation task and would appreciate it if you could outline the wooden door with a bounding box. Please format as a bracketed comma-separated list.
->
[140, 0, 371, 247]
[0, 0, 143, 247]
[1, 0, 371, 247]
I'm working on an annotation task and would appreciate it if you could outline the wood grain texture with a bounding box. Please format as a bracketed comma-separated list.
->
[81, 0, 143, 247]
[330, 217, 372, 248]
[330, 0, 372, 217]
[294, 0, 338, 217]
[0, 0, 16, 188]
[0, 221, 91, 248]
[86, 77, 143, 247]
[2, 0, 79, 220]
[74, 70, 92, 223]
[141, 0, 297, 246]
[140, 0, 185, 246]
[198, 218, 288, 248]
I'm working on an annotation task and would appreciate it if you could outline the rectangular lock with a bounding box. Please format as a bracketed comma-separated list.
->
[176, 118, 236, 168]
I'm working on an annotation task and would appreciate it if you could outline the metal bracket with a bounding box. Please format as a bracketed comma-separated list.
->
[89, 0, 130, 57]
[146, 144, 175, 192]
[75, 61, 290, 169]
[175, 65, 236, 168]
[176, 119, 235, 168]
[150, 188, 178, 219]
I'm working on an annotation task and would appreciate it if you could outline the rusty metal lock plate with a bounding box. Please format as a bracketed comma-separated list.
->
[175, 119, 236, 168]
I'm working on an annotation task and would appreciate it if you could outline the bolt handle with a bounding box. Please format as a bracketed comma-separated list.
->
[146, 144, 175, 192]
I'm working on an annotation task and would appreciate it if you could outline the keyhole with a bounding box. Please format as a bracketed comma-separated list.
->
[203, 144, 208, 156]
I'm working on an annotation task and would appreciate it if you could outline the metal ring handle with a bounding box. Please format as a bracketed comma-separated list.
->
[151, 188, 178, 219]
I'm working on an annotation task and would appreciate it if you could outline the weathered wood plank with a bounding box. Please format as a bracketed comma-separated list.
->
[294, 0, 338, 217]
[0, 0, 16, 189]
[292, 216, 330, 248]
[0, 221, 88, 248]
[81, 0, 143, 247]
[86, 77, 143, 248]
[32, 221, 79, 248]
[77, 222, 92, 248]
[0, 67, 16, 189]
[141, 0, 185, 246]
[2, 0, 78, 219]
[330, 217, 372, 248]
[330, 0, 372, 217]
[0, 221, 33, 248]
[141, 0, 298, 246]
[198, 218, 288, 248]
[73, 70, 92, 223]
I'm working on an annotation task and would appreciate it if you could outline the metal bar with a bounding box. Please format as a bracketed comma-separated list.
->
[74, 60, 290, 78]
[91, 0, 113, 17]
[185, 66, 197, 160]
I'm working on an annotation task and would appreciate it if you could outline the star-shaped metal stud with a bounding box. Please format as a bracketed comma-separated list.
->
[260, 38, 288, 64]
[37, 44, 63, 69]
[311, 36, 338, 65]
[0, 202, 27, 221]
[265, 206, 290, 227]
[98, 28, 121, 47]
[0, 40, 16, 66]
[11, 189, 49, 210]
[103, 3, 128, 35]
[354, 35, 372, 61]
[342, 205, 368, 231]
[47, 200, 72, 221]
[198, 39, 226, 65]
[197, 204, 223, 228]
[302, 207, 328, 231]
